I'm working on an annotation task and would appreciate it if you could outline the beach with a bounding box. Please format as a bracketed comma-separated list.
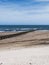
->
[0, 30, 49, 65]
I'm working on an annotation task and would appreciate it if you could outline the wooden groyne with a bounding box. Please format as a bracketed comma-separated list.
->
[0, 30, 36, 40]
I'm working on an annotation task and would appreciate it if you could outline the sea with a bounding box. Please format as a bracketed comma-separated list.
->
[0, 25, 49, 32]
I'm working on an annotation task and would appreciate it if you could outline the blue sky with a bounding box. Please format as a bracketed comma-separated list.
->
[0, 0, 49, 25]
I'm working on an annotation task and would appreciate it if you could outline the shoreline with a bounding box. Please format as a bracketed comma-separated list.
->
[0, 30, 36, 40]
[0, 30, 49, 49]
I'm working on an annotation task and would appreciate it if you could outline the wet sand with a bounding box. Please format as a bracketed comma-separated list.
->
[0, 30, 49, 65]
[0, 30, 49, 48]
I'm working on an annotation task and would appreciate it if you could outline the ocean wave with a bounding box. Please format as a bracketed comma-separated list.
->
[0, 25, 49, 32]
[0, 28, 34, 32]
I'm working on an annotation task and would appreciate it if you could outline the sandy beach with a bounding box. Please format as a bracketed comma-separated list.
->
[0, 30, 49, 65]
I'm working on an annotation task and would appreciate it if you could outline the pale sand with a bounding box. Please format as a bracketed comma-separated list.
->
[0, 45, 49, 65]
[0, 30, 49, 65]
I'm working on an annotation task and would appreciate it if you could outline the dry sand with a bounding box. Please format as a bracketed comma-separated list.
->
[0, 30, 49, 65]
[0, 45, 49, 65]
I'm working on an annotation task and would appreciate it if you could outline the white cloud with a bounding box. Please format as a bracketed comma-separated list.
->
[0, 6, 49, 25]
[0, 0, 49, 25]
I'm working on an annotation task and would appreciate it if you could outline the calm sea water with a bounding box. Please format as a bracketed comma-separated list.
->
[0, 25, 49, 32]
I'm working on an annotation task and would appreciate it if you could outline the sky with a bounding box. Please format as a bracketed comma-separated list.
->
[0, 0, 49, 25]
